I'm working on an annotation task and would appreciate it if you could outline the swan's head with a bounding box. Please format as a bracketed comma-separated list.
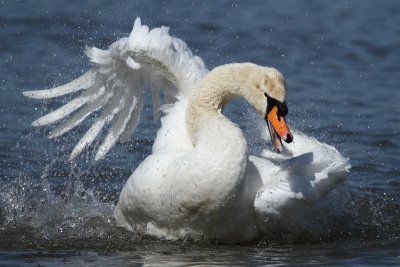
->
[247, 67, 293, 152]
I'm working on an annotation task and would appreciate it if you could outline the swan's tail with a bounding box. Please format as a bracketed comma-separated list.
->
[23, 18, 208, 161]
[252, 130, 350, 231]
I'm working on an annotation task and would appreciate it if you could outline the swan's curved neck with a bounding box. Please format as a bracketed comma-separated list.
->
[186, 63, 266, 145]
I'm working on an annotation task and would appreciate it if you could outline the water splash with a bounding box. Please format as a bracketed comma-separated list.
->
[0, 153, 135, 250]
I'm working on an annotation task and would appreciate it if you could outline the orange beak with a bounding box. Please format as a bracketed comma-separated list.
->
[266, 106, 293, 153]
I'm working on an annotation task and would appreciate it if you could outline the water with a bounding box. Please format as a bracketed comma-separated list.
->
[1, 0, 400, 265]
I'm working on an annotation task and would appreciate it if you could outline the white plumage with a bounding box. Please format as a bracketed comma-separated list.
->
[24, 18, 208, 161]
[24, 18, 350, 243]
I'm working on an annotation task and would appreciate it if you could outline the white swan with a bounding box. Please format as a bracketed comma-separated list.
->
[24, 18, 350, 243]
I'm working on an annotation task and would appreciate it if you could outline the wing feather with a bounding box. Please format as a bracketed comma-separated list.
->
[25, 17, 209, 161]
[31, 83, 105, 126]
[95, 89, 138, 160]
[69, 88, 125, 160]
[118, 92, 144, 143]
[48, 88, 113, 138]
[23, 69, 96, 99]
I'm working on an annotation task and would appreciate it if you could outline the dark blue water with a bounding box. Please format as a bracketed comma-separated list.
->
[1, 0, 400, 265]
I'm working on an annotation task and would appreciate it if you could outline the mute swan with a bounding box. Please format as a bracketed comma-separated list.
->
[24, 18, 350, 243]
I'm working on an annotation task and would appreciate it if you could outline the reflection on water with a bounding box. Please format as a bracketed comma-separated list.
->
[1, 0, 400, 265]
[2, 242, 400, 266]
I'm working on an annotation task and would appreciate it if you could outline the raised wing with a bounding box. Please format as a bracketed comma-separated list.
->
[24, 18, 208, 161]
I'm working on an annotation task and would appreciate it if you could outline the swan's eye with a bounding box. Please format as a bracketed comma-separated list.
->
[277, 102, 288, 117]
[265, 93, 288, 117]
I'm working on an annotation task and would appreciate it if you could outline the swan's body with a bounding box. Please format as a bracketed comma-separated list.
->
[24, 18, 350, 243]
